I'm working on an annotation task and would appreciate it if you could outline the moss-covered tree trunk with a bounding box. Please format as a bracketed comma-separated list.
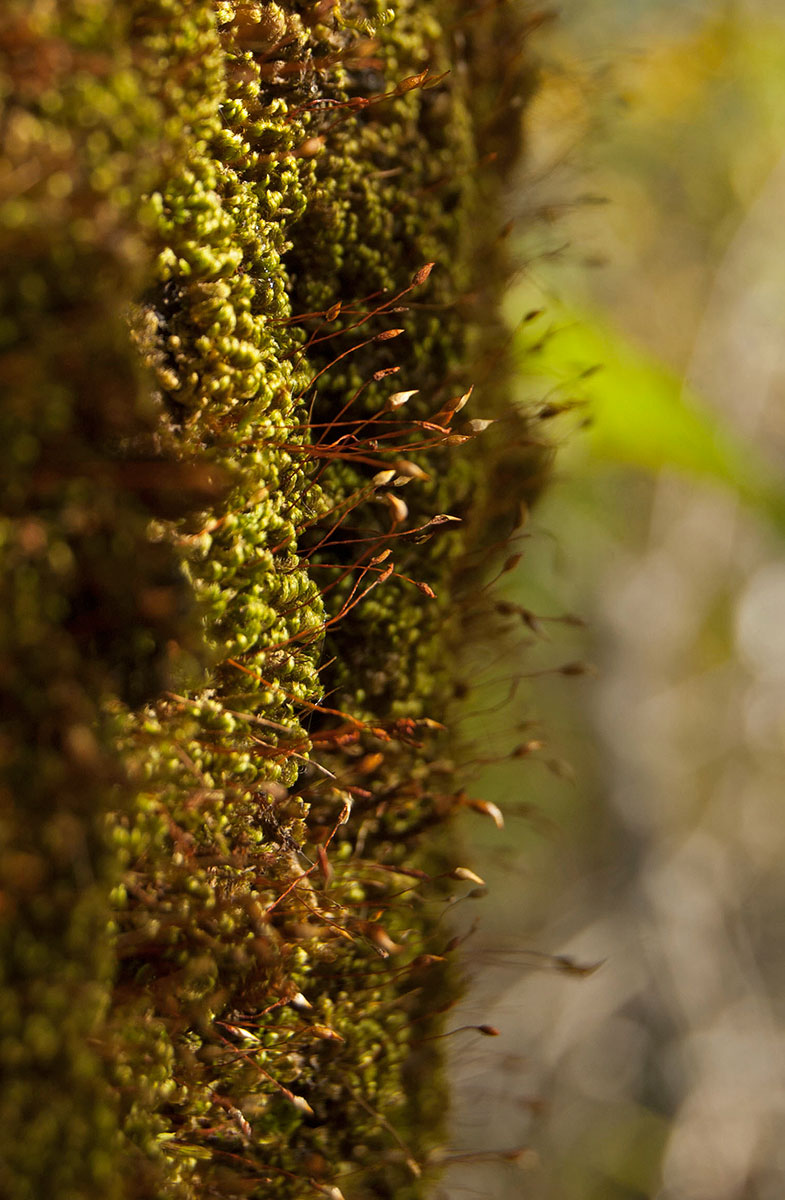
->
[0, 3, 544, 1197]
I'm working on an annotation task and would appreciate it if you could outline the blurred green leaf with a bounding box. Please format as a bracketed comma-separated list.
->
[518, 306, 785, 534]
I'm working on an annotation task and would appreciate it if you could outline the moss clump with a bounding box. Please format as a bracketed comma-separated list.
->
[1, 2, 545, 1198]
[0, 4, 207, 1196]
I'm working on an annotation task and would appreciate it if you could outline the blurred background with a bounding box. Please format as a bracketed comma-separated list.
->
[438, 1, 785, 1197]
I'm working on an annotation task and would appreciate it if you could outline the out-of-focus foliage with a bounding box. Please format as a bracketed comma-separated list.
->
[441, 4, 785, 1200]
[515, 302, 785, 532]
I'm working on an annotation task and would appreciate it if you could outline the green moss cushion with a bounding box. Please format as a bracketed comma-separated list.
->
[0, 3, 542, 1197]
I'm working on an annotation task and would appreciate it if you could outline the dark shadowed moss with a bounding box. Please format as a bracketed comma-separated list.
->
[1, 2, 546, 1198]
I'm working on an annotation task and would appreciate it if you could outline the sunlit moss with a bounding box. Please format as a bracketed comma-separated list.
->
[1, 1, 541, 1197]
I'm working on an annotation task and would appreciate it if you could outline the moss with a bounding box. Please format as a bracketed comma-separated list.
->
[0, 4, 206, 1196]
[1, 2, 545, 1198]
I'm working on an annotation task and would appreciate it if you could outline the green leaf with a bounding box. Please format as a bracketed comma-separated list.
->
[516, 304, 785, 533]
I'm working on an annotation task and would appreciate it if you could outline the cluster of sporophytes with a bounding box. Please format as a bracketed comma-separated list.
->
[1, 2, 547, 1198]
